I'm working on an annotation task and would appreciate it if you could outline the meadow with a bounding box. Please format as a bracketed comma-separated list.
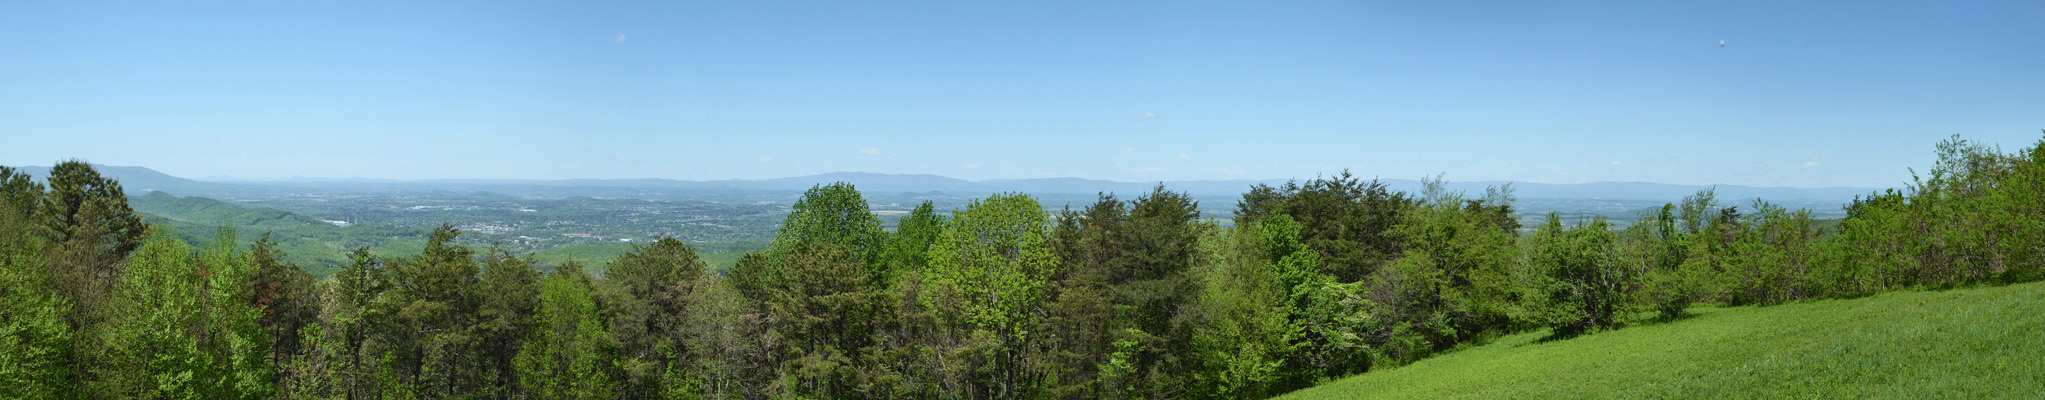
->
[1282, 281, 2045, 399]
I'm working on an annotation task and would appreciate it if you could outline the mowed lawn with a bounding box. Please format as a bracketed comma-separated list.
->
[1281, 281, 2045, 399]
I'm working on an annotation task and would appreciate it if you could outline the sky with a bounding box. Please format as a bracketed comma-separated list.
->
[3, 1, 2042, 188]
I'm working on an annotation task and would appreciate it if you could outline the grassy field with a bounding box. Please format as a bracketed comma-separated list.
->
[1281, 281, 2045, 399]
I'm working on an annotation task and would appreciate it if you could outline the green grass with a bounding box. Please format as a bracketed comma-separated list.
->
[1281, 281, 2045, 399]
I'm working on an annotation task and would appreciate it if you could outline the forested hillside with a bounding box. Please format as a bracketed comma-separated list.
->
[129, 191, 436, 276]
[0, 133, 2039, 399]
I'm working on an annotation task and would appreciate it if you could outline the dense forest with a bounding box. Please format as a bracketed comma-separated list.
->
[1, 134, 2040, 399]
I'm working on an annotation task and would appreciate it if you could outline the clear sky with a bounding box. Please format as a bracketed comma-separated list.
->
[4, 1, 2041, 188]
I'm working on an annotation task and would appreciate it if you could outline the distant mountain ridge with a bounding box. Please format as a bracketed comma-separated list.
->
[9, 164, 1890, 202]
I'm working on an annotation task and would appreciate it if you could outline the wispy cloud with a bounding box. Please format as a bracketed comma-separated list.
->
[615, 33, 627, 43]
[1609, 161, 1623, 167]
[859, 148, 882, 156]
[1120, 147, 1139, 153]
[1803, 161, 1820, 168]
[1137, 111, 1157, 119]
[758, 157, 774, 163]
[1139, 166, 1162, 172]
[1177, 153, 1192, 161]
[965, 163, 982, 169]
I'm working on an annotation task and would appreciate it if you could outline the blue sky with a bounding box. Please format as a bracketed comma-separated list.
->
[3, 1, 2041, 188]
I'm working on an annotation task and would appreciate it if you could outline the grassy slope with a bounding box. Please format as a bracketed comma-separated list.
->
[1282, 281, 2045, 399]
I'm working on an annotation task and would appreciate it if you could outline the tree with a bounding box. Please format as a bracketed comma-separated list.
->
[923, 192, 1059, 398]
[33, 161, 148, 387]
[1393, 176, 1532, 337]
[770, 183, 886, 268]
[100, 228, 274, 399]
[881, 200, 945, 280]
[1532, 214, 1623, 335]
[475, 245, 541, 397]
[515, 264, 617, 399]
[1233, 171, 1413, 283]
[1183, 222, 1299, 399]
[1112, 186, 1205, 397]
[598, 237, 707, 397]
[328, 246, 391, 399]
[0, 167, 71, 398]
[1040, 197, 1123, 397]
[247, 234, 318, 375]
[0, 166, 42, 243]
[673, 273, 771, 400]
[763, 242, 882, 398]
[385, 224, 483, 398]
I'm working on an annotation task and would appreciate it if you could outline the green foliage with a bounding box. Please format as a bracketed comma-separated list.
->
[881, 200, 945, 279]
[1393, 176, 1534, 338]
[0, 211, 73, 399]
[516, 264, 618, 399]
[771, 182, 886, 265]
[99, 229, 275, 399]
[1234, 171, 1414, 283]
[923, 192, 1058, 398]
[6, 132, 2045, 399]
[764, 241, 883, 397]
[475, 245, 542, 398]
[384, 224, 486, 398]
[925, 192, 1058, 340]
[1528, 214, 1623, 335]
[247, 233, 319, 375]
[598, 237, 706, 396]
[1185, 225, 1299, 399]
[33, 161, 150, 387]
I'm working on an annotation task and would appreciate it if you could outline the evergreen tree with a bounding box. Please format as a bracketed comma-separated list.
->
[1233, 171, 1413, 283]
[247, 234, 318, 377]
[386, 224, 483, 398]
[33, 161, 149, 389]
[476, 245, 542, 397]
[763, 242, 882, 397]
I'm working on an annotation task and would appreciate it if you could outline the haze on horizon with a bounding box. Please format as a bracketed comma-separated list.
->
[4, 1, 2042, 189]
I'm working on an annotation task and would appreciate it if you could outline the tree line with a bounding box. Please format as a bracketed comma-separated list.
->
[1, 133, 2040, 399]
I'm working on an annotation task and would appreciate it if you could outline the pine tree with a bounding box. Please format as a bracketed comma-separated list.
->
[597, 237, 705, 397]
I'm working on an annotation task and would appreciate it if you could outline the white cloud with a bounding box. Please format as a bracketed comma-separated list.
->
[1803, 161, 1820, 168]
[859, 148, 882, 156]
[1138, 111, 1157, 118]
[615, 33, 627, 43]
[1120, 147, 1139, 153]
[758, 157, 774, 163]
[1139, 166, 1162, 172]
[1177, 153, 1192, 161]
[1609, 161, 1623, 167]
[965, 163, 982, 169]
